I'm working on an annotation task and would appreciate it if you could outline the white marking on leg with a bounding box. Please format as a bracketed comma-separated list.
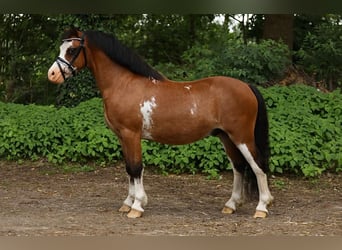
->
[123, 177, 135, 207]
[225, 167, 243, 211]
[140, 96, 157, 140]
[221, 147, 243, 212]
[237, 144, 274, 213]
[131, 174, 148, 212]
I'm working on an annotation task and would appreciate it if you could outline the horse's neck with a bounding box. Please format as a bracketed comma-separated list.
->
[88, 50, 136, 98]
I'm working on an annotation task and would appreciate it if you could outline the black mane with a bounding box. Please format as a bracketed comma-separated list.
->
[83, 30, 165, 81]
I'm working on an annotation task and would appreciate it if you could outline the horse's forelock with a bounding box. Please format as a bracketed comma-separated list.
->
[61, 27, 80, 40]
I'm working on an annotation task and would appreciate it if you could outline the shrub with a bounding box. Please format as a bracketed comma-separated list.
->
[0, 85, 340, 177]
[296, 22, 342, 89]
[261, 85, 341, 177]
[0, 98, 121, 163]
[157, 38, 290, 85]
[214, 39, 290, 85]
[56, 71, 100, 107]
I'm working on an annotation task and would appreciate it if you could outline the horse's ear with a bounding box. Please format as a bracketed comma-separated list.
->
[69, 25, 80, 33]
[65, 25, 81, 35]
[61, 26, 81, 40]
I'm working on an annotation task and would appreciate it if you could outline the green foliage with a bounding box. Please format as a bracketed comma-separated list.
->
[56, 71, 100, 107]
[261, 85, 342, 177]
[296, 22, 342, 88]
[0, 14, 59, 104]
[1, 14, 341, 106]
[142, 138, 229, 178]
[215, 39, 290, 84]
[157, 38, 290, 85]
[0, 85, 341, 178]
[136, 14, 216, 65]
[0, 98, 121, 163]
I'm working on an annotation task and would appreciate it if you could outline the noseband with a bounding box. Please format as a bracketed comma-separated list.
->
[56, 34, 87, 81]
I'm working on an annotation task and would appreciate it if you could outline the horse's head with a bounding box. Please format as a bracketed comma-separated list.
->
[48, 28, 87, 84]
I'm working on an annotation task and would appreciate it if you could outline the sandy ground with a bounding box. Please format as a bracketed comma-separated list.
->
[0, 161, 341, 236]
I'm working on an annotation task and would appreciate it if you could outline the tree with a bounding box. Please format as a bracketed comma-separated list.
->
[262, 14, 294, 51]
[293, 14, 330, 52]
[1, 14, 340, 106]
[0, 14, 58, 104]
[135, 14, 215, 65]
[296, 20, 342, 90]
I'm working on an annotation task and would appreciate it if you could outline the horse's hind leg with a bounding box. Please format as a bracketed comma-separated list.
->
[236, 142, 273, 218]
[218, 132, 246, 214]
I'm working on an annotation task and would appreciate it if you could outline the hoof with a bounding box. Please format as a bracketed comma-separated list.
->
[127, 208, 143, 218]
[253, 210, 268, 218]
[118, 204, 131, 213]
[222, 206, 235, 214]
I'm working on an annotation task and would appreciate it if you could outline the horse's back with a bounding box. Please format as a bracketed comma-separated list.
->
[182, 76, 258, 116]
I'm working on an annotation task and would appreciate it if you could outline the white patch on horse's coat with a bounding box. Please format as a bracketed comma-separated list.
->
[149, 76, 159, 84]
[184, 85, 197, 115]
[190, 102, 197, 115]
[140, 96, 157, 139]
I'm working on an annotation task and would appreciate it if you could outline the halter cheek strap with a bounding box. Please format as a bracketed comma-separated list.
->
[56, 56, 74, 81]
[56, 34, 87, 81]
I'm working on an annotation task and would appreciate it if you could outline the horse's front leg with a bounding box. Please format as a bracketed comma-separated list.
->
[118, 130, 147, 218]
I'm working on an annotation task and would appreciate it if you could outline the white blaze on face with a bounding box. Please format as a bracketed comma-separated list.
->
[59, 41, 73, 59]
[48, 40, 74, 83]
[140, 96, 157, 139]
[58, 41, 74, 74]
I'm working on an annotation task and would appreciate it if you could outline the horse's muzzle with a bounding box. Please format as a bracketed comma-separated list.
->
[48, 62, 66, 84]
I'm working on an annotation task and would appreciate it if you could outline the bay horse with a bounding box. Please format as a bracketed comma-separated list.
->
[48, 28, 273, 219]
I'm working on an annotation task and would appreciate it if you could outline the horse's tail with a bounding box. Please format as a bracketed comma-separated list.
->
[244, 84, 270, 199]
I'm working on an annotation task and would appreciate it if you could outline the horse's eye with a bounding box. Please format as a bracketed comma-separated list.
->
[68, 47, 77, 55]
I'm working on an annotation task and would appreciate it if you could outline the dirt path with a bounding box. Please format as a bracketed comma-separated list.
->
[0, 161, 341, 236]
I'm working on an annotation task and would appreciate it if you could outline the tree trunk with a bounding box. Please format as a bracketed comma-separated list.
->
[263, 14, 294, 51]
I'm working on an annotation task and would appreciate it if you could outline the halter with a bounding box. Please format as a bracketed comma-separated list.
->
[55, 34, 87, 81]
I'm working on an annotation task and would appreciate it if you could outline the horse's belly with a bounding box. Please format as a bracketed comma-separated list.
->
[144, 120, 214, 145]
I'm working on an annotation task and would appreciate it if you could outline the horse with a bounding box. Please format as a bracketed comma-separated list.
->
[48, 27, 273, 219]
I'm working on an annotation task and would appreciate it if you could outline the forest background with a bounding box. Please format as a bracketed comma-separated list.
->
[0, 14, 341, 177]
